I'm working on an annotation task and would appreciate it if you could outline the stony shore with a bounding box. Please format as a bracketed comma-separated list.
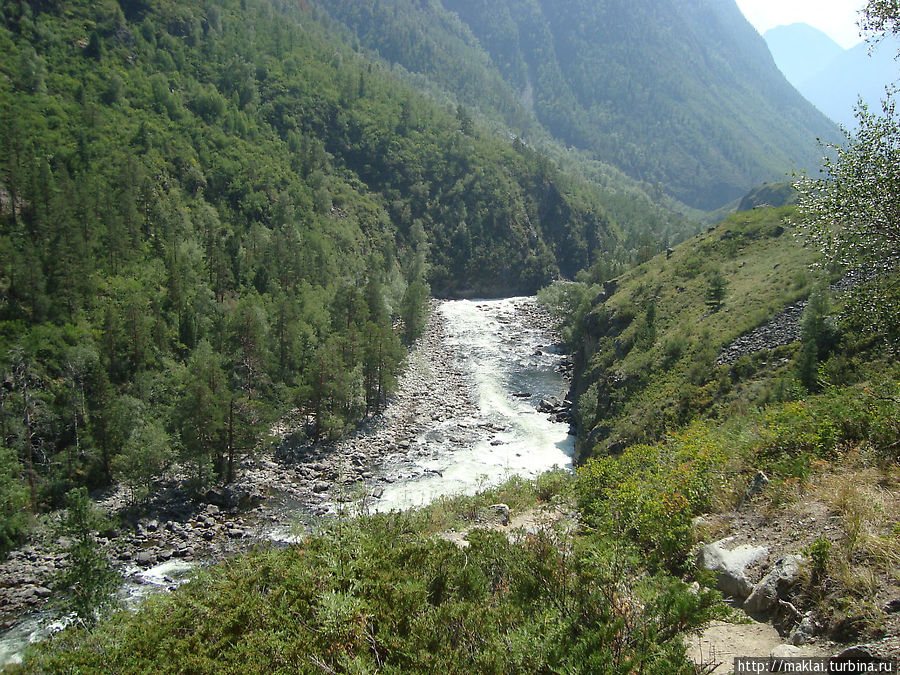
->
[0, 298, 568, 630]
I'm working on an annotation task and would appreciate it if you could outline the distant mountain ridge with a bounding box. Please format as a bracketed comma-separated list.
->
[765, 23, 899, 128]
[314, 0, 840, 210]
[764, 23, 845, 86]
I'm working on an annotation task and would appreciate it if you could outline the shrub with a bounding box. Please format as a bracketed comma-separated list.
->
[576, 423, 727, 572]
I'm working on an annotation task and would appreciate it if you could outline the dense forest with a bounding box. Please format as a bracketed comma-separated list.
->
[2, 0, 898, 671]
[0, 0, 629, 550]
[313, 0, 841, 209]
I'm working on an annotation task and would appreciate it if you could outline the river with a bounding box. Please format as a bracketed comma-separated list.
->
[0, 296, 574, 666]
[372, 297, 574, 510]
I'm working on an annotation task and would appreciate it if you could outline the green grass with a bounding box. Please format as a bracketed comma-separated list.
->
[569, 205, 827, 457]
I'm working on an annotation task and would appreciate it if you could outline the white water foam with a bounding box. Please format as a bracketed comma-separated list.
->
[375, 297, 574, 510]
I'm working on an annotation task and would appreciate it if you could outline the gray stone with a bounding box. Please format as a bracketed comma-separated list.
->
[771, 644, 802, 658]
[697, 537, 768, 599]
[134, 550, 156, 567]
[744, 554, 804, 615]
[788, 615, 818, 645]
[482, 503, 511, 526]
[743, 471, 770, 501]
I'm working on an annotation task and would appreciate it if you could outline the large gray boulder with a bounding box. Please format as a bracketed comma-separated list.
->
[744, 554, 804, 615]
[697, 537, 768, 599]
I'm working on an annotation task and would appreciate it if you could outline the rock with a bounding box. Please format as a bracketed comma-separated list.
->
[744, 554, 804, 615]
[33, 586, 52, 599]
[771, 644, 802, 658]
[205, 504, 221, 516]
[788, 615, 818, 645]
[884, 598, 900, 614]
[482, 503, 511, 526]
[742, 471, 769, 502]
[833, 643, 898, 665]
[697, 538, 768, 599]
[227, 528, 244, 539]
[538, 396, 561, 413]
[134, 551, 156, 567]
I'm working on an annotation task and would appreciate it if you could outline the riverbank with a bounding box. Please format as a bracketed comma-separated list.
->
[1, 297, 571, 652]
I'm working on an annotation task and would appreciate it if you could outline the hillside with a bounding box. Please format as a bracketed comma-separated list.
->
[0, 0, 621, 547]
[314, 0, 841, 209]
[554, 206, 823, 459]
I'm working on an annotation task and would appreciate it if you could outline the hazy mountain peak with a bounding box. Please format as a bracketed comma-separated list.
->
[764, 23, 845, 85]
[765, 24, 899, 128]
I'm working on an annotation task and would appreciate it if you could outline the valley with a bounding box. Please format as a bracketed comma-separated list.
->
[0, 296, 574, 666]
[0, 0, 898, 671]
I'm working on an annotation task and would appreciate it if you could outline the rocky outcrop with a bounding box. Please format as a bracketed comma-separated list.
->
[716, 301, 805, 365]
[697, 537, 769, 600]
[743, 554, 804, 616]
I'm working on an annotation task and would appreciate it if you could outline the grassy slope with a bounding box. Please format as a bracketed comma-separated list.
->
[572, 206, 822, 457]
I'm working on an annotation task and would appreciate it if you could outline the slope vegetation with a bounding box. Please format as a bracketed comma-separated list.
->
[315, 0, 841, 209]
[0, 0, 613, 544]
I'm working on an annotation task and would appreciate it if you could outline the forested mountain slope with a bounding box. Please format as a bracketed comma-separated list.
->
[0, 0, 617, 541]
[314, 0, 841, 210]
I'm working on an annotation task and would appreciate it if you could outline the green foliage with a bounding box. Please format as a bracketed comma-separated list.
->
[536, 280, 598, 346]
[806, 536, 831, 585]
[577, 422, 727, 572]
[704, 268, 727, 311]
[795, 91, 900, 345]
[0, 443, 29, 555]
[26, 508, 721, 673]
[111, 419, 174, 504]
[54, 487, 119, 626]
[796, 286, 836, 390]
[569, 206, 821, 458]
[3, 0, 621, 509]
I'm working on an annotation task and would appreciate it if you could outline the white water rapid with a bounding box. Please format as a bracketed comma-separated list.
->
[372, 297, 575, 510]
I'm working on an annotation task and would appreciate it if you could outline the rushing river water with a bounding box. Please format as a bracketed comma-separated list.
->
[372, 298, 574, 509]
[0, 296, 573, 666]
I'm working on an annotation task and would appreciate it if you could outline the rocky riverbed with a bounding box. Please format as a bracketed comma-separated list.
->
[0, 297, 572, 653]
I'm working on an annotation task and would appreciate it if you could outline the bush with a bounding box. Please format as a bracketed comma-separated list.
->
[26, 512, 722, 674]
[576, 423, 727, 572]
[0, 444, 29, 556]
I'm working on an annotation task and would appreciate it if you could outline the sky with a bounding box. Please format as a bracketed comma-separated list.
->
[734, 0, 868, 49]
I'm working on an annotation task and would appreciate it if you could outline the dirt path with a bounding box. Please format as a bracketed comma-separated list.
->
[688, 620, 829, 673]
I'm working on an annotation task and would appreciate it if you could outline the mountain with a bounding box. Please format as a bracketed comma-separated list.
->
[0, 0, 623, 529]
[314, 0, 841, 210]
[764, 23, 845, 85]
[765, 23, 900, 128]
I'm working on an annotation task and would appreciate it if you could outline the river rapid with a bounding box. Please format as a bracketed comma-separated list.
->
[372, 297, 574, 509]
[0, 296, 574, 666]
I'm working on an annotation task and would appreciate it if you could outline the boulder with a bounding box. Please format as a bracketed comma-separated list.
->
[744, 554, 804, 615]
[771, 644, 802, 659]
[697, 537, 768, 599]
[134, 550, 156, 567]
[742, 471, 770, 502]
[481, 503, 511, 526]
